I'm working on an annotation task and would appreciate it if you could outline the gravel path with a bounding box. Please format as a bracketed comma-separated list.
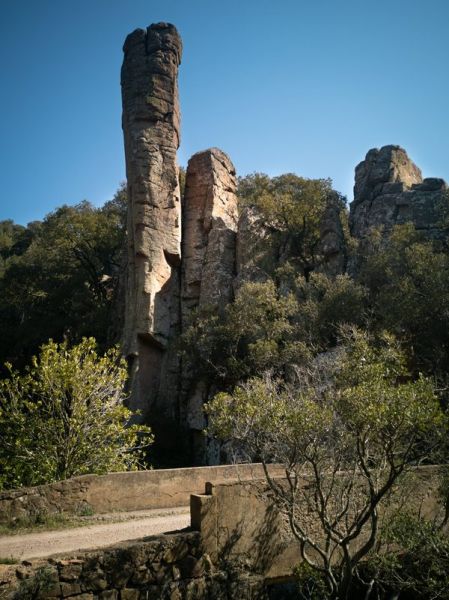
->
[0, 507, 191, 561]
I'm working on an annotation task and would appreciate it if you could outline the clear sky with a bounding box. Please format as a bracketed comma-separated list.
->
[1, 0, 448, 225]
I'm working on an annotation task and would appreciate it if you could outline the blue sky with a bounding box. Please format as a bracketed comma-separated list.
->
[1, 0, 448, 224]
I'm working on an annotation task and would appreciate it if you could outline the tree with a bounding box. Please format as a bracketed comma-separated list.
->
[0, 185, 127, 369]
[0, 337, 152, 490]
[357, 223, 449, 376]
[181, 275, 367, 392]
[181, 280, 308, 391]
[362, 511, 449, 599]
[207, 328, 446, 600]
[238, 173, 348, 279]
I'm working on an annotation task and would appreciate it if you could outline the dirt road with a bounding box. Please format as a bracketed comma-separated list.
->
[0, 507, 190, 561]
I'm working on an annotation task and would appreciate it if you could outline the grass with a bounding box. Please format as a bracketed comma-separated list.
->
[0, 509, 93, 536]
[0, 556, 18, 564]
[14, 566, 55, 599]
[0, 505, 163, 536]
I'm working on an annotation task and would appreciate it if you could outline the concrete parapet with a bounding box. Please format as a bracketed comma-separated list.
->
[0, 463, 284, 524]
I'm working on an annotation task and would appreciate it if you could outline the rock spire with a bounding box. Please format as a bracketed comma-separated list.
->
[180, 148, 238, 463]
[121, 23, 183, 428]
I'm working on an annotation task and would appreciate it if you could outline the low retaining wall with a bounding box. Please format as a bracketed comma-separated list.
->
[0, 532, 270, 599]
[191, 466, 444, 582]
[191, 478, 299, 582]
[0, 467, 443, 599]
[0, 464, 285, 524]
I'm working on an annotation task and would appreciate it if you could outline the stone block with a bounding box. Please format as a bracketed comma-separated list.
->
[120, 589, 140, 600]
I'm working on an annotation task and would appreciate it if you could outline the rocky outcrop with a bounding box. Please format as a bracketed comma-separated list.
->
[234, 207, 272, 289]
[121, 23, 182, 428]
[180, 149, 238, 463]
[181, 148, 238, 317]
[119, 22, 448, 466]
[318, 195, 347, 277]
[350, 145, 448, 242]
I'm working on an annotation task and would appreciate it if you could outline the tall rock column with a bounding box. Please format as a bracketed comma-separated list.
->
[121, 23, 182, 434]
[181, 148, 238, 463]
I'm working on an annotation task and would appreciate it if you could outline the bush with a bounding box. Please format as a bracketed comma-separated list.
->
[207, 328, 446, 599]
[0, 337, 152, 489]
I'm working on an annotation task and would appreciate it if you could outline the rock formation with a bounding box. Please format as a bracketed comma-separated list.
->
[181, 148, 238, 318]
[120, 25, 240, 462]
[180, 148, 238, 463]
[120, 24, 448, 466]
[121, 23, 183, 431]
[234, 206, 272, 289]
[350, 145, 448, 242]
[317, 195, 347, 276]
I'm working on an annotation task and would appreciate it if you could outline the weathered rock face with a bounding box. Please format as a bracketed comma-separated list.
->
[119, 23, 449, 467]
[181, 148, 238, 317]
[181, 149, 238, 463]
[121, 23, 182, 425]
[318, 195, 347, 277]
[234, 206, 272, 289]
[350, 145, 448, 242]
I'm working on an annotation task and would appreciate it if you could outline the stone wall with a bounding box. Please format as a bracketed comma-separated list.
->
[191, 466, 444, 582]
[0, 464, 284, 525]
[0, 467, 443, 599]
[0, 532, 269, 599]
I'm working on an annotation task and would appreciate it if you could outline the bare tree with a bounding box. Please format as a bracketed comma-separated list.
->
[207, 329, 446, 600]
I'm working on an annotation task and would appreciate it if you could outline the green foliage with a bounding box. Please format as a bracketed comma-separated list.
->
[0, 337, 152, 490]
[182, 275, 368, 390]
[181, 280, 310, 388]
[0, 556, 18, 565]
[0, 511, 71, 536]
[13, 566, 55, 600]
[364, 512, 449, 599]
[207, 329, 446, 599]
[294, 272, 368, 346]
[0, 185, 127, 369]
[358, 223, 449, 374]
[295, 562, 330, 600]
[238, 172, 347, 278]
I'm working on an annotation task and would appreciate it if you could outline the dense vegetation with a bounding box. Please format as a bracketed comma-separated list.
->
[1, 173, 449, 598]
[0, 338, 152, 489]
[0, 185, 126, 371]
[183, 175, 449, 393]
[207, 329, 447, 600]
[184, 173, 449, 599]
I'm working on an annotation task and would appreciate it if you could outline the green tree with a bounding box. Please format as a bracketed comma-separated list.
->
[238, 173, 347, 279]
[207, 328, 446, 600]
[0, 337, 152, 490]
[358, 223, 449, 375]
[363, 511, 449, 599]
[294, 272, 368, 348]
[181, 280, 307, 390]
[182, 275, 367, 391]
[0, 185, 127, 369]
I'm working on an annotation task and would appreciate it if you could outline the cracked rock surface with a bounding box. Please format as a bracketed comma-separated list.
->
[121, 23, 182, 422]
